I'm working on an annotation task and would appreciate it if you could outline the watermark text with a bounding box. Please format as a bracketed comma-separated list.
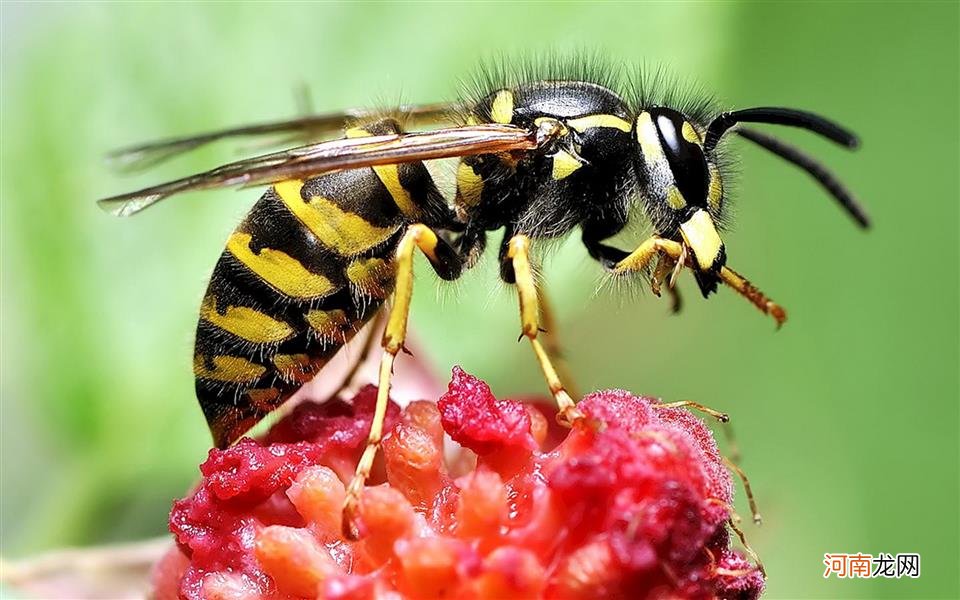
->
[823, 553, 920, 579]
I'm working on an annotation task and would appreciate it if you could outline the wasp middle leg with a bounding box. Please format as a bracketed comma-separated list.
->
[533, 279, 582, 401]
[505, 234, 583, 426]
[342, 223, 463, 538]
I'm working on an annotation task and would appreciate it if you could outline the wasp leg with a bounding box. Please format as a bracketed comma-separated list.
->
[325, 310, 385, 401]
[610, 236, 786, 327]
[651, 254, 683, 314]
[610, 236, 684, 276]
[506, 235, 582, 426]
[342, 224, 463, 539]
[534, 280, 581, 401]
[666, 283, 683, 315]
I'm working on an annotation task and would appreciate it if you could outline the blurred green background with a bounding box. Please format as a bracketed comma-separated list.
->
[1, 2, 957, 598]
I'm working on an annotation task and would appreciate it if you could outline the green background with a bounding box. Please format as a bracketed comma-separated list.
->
[2, 2, 957, 598]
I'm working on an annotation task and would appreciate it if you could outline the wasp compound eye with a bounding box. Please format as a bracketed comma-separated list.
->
[650, 108, 710, 211]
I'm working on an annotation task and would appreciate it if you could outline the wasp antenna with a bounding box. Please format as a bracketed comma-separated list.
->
[736, 127, 870, 228]
[704, 106, 859, 152]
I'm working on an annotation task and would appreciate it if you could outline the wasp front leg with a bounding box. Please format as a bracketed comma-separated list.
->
[610, 235, 685, 276]
[651, 253, 683, 315]
[593, 235, 786, 327]
[503, 234, 583, 426]
[342, 224, 463, 539]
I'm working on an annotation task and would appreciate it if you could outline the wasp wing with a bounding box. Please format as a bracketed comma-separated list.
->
[98, 124, 535, 216]
[107, 102, 460, 172]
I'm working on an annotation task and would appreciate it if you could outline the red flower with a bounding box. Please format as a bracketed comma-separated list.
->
[154, 367, 764, 599]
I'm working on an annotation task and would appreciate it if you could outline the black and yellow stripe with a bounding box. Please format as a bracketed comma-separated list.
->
[454, 82, 635, 239]
[194, 118, 451, 448]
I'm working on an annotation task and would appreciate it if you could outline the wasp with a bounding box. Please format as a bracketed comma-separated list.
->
[101, 63, 867, 534]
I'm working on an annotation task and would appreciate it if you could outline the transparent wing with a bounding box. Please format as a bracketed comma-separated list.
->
[107, 102, 461, 172]
[98, 123, 535, 216]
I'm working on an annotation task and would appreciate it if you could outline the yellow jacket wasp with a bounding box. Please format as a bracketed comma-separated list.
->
[101, 65, 867, 534]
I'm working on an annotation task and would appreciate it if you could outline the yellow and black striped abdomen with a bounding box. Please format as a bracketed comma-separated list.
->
[195, 163, 413, 447]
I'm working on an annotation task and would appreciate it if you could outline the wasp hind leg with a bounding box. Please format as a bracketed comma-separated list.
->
[505, 235, 582, 426]
[325, 310, 385, 402]
[342, 224, 463, 539]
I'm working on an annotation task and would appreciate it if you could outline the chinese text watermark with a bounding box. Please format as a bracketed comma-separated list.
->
[823, 553, 920, 579]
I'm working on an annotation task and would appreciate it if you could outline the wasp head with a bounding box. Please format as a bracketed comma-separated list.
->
[633, 107, 727, 296]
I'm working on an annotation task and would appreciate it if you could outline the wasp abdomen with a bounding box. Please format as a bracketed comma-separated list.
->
[193, 119, 447, 447]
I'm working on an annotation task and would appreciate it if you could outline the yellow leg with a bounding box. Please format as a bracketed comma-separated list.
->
[507, 235, 582, 426]
[342, 224, 444, 539]
[613, 236, 786, 327]
[534, 280, 581, 401]
[651, 254, 683, 314]
[611, 236, 684, 276]
[325, 311, 384, 401]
